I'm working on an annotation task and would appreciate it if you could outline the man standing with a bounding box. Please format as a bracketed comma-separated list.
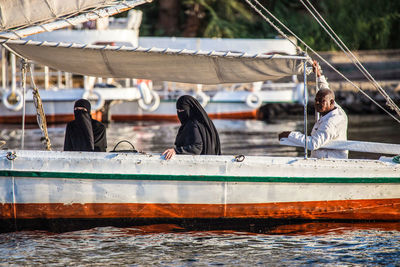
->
[278, 61, 348, 159]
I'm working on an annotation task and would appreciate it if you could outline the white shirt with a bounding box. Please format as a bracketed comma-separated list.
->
[287, 76, 349, 159]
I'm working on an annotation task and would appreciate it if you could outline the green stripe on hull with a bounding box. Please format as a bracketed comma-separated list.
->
[0, 170, 399, 183]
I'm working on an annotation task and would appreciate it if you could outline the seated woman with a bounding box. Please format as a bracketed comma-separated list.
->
[64, 99, 107, 152]
[162, 95, 221, 160]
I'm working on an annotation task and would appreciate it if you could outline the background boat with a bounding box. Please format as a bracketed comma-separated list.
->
[0, 10, 305, 123]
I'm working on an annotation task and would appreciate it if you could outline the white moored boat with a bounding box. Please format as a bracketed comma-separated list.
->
[0, 32, 303, 123]
[1, 150, 399, 222]
[0, 3, 303, 124]
[0, 0, 400, 230]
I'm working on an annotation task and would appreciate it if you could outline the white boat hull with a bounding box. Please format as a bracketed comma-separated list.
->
[0, 97, 258, 123]
[1, 150, 399, 221]
[110, 100, 259, 121]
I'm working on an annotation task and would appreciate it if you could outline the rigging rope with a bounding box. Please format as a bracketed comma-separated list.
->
[244, 0, 299, 51]
[299, 0, 400, 118]
[29, 63, 52, 151]
[244, 0, 400, 124]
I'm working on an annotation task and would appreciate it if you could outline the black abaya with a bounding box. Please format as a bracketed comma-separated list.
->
[92, 120, 107, 152]
[174, 95, 221, 155]
[64, 99, 107, 152]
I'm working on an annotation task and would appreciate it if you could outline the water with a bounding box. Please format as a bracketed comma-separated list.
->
[1, 115, 400, 265]
[1, 223, 399, 265]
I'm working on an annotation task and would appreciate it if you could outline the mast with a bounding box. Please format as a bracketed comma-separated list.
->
[303, 60, 308, 159]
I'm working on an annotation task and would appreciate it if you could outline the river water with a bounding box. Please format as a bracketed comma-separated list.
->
[1, 115, 400, 265]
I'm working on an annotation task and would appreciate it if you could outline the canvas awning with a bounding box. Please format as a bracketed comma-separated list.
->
[4, 40, 307, 84]
[0, 0, 120, 31]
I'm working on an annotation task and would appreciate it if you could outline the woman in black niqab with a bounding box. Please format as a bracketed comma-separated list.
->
[162, 95, 221, 159]
[64, 99, 107, 152]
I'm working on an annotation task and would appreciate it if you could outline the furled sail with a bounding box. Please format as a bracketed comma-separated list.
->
[5, 40, 306, 84]
[0, 0, 118, 31]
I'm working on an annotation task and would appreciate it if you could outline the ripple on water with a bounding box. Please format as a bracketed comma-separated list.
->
[1, 223, 400, 265]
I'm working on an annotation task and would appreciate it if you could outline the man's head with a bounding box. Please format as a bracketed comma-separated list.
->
[314, 89, 335, 115]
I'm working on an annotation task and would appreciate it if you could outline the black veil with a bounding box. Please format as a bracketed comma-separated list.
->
[175, 95, 221, 155]
[64, 99, 107, 152]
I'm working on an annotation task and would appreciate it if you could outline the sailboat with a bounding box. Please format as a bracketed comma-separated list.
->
[0, 0, 399, 230]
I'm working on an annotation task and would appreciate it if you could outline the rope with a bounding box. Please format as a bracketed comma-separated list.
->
[12, 172, 18, 231]
[111, 140, 137, 152]
[299, 0, 400, 118]
[244, 0, 400, 124]
[29, 63, 52, 151]
[244, 0, 299, 51]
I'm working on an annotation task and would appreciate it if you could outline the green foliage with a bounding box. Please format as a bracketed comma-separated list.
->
[321, 0, 400, 50]
[184, 0, 254, 38]
[137, 0, 400, 50]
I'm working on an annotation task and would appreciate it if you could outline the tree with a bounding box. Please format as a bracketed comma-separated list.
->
[137, 0, 400, 50]
[157, 0, 180, 36]
[183, 0, 254, 38]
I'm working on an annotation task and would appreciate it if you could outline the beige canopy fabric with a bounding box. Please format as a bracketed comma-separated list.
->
[0, 0, 117, 31]
[6, 40, 307, 84]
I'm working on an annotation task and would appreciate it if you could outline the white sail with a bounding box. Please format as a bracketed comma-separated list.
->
[4, 40, 306, 84]
[0, 0, 118, 31]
